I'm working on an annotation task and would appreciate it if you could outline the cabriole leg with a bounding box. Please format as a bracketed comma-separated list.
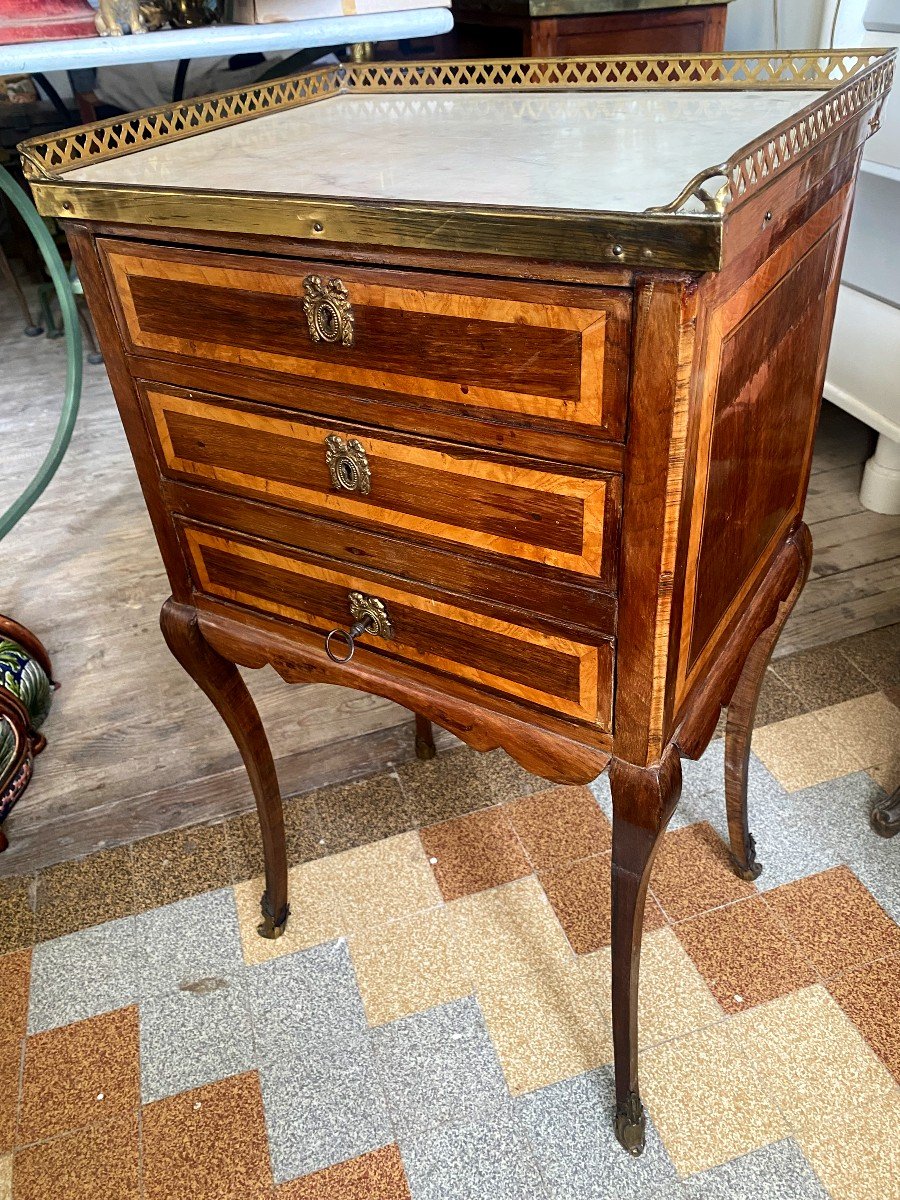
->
[160, 599, 289, 939]
[414, 712, 437, 760]
[724, 525, 812, 881]
[609, 747, 682, 1155]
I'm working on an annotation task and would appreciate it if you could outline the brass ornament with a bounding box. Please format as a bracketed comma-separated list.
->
[348, 591, 394, 640]
[302, 275, 354, 347]
[324, 434, 371, 495]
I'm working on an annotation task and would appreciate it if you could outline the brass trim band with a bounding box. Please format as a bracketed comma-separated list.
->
[17, 50, 894, 270]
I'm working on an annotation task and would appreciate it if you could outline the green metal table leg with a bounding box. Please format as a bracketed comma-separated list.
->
[0, 163, 81, 542]
[0, 162, 82, 851]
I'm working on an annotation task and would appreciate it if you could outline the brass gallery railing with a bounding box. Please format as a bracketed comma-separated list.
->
[18, 51, 895, 217]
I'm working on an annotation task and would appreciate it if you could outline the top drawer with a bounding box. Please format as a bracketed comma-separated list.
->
[99, 240, 630, 442]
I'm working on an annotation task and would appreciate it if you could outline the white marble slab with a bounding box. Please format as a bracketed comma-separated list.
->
[65, 88, 821, 214]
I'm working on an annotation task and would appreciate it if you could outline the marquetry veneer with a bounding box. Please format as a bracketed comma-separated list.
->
[25, 51, 894, 1158]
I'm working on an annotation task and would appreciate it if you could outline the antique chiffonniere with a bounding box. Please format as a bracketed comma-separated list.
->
[20, 50, 895, 1155]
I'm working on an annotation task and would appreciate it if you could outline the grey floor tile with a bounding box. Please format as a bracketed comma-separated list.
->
[371, 997, 509, 1138]
[681, 1139, 829, 1199]
[27, 915, 137, 1034]
[135, 887, 244, 998]
[139, 974, 254, 1103]
[517, 1067, 681, 1200]
[261, 1041, 392, 1183]
[248, 939, 368, 1067]
[401, 1111, 548, 1200]
[589, 772, 613, 821]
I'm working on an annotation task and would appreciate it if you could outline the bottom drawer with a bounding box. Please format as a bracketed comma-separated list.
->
[179, 520, 613, 731]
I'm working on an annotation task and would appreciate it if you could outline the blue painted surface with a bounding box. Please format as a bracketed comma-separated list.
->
[0, 9, 453, 74]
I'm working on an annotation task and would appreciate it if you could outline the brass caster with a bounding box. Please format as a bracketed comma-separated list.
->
[257, 893, 290, 940]
[415, 735, 436, 762]
[614, 1092, 646, 1157]
[729, 834, 762, 881]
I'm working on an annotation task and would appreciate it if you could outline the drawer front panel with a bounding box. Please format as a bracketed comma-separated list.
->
[145, 386, 619, 582]
[102, 241, 629, 437]
[181, 523, 613, 729]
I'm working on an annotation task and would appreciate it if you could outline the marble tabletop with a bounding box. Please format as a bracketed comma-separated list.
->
[66, 87, 821, 215]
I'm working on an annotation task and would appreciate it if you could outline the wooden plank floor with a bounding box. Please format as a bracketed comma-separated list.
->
[1, 284, 898, 874]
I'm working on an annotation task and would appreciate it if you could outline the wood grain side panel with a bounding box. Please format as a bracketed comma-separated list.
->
[101, 241, 628, 434]
[676, 186, 855, 706]
[180, 523, 612, 728]
[144, 386, 615, 577]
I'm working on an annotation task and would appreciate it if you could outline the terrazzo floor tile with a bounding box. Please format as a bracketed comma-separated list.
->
[0, 950, 30, 1044]
[838, 623, 900, 689]
[132, 822, 232, 911]
[225, 795, 325, 881]
[0, 1042, 20, 1155]
[814, 690, 900, 773]
[260, 1043, 392, 1183]
[18, 1005, 140, 1144]
[731, 985, 896, 1139]
[680, 1138, 830, 1199]
[677, 741, 785, 819]
[769, 643, 874, 710]
[740, 789, 842, 894]
[763, 865, 900, 979]
[506, 786, 612, 870]
[649, 822, 756, 922]
[347, 906, 473, 1026]
[314, 773, 416, 853]
[540, 853, 665, 955]
[673, 896, 817, 1013]
[328, 833, 442, 931]
[273, 1144, 411, 1199]
[400, 1111, 547, 1200]
[783, 771, 889, 880]
[135, 887, 244, 997]
[868, 757, 900, 792]
[827, 953, 900, 1081]
[794, 1086, 900, 1200]
[33, 846, 134, 942]
[477, 747, 552, 804]
[419, 808, 531, 902]
[27, 915, 136, 1034]
[139, 976, 254, 1103]
[249, 940, 368, 1067]
[233, 857, 344, 966]
[394, 749, 498, 826]
[371, 997, 509, 1137]
[753, 669, 809, 726]
[0, 953, 27, 1154]
[580, 927, 723, 1049]
[518, 1067, 682, 1200]
[640, 1019, 787, 1176]
[444, 876, 574, 986]
[750, 710, 865, 792]
[0, 877, 35, 956]
[844, 833, 900, 927]
[142, 1071, 272, 1200]
[11, 1113, 141, 1200]
[478, 960, 612, 1095]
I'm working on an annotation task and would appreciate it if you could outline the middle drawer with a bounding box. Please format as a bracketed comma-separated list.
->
[141, 384, 620, 587]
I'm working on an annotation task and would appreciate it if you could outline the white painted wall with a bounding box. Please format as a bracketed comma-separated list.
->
[725, 0, 829, 50]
